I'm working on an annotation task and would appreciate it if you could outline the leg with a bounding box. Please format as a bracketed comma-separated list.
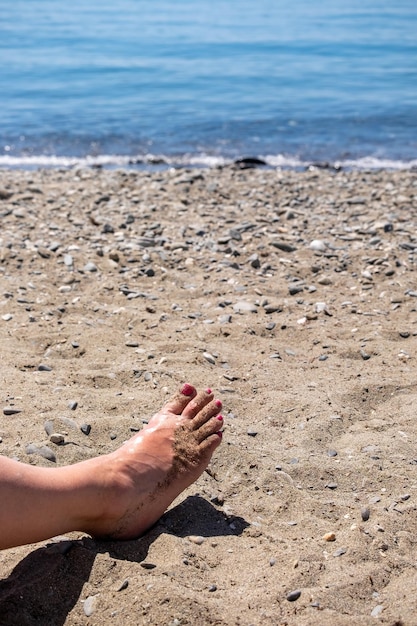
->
[0, 384, 223, 550]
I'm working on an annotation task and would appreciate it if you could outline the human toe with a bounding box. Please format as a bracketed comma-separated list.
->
[163, 383, 197, 415]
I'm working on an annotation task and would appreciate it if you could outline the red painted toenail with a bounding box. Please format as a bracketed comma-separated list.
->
[215, 399, 222, 408]
[217, 415, 223, 421]
[181, 383, 194, 396]
[206, 388, 212, 394]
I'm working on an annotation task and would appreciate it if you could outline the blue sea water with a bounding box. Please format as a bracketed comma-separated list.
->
[1, 0, 416, 169]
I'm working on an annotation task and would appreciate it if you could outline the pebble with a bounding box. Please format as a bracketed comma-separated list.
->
[3, 407, 22, 416]
[203, 352, 216, 365]
[26, 444, 56, 463]
[1, 314, 13, 321]
[116, 579, 129, 591]
[140, 562, 156, 569]
[333, 548, 347, 557]
[326, 482, 338, 490]
[322, 532, 336, 542]
[50, 433, 65, 445]
[327, 449, 338, 457]
[208, 584, 217, 592]
[84, 262, 98, 272]
[68, 400, 78, 410]
[361, 507, 371, 522]
[188, 535, 205, 545]
[63, 254, 73, 267]
[288, 283, 304, 296]
[38, 364, 52, 371]
[370, 605, 384, 617]
[309, 239, 327, 252]
[247, 428, 258, 437]
[83, 596, 97, 617]
[286, 590, 302, 602]
[270, 241, 296, 253]
[233, 301, 257, 314]
[80, 423, 91, 435]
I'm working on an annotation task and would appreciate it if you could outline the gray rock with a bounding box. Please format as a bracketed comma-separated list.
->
[286, 590, 301, 602]
[233, 301, 257, 314]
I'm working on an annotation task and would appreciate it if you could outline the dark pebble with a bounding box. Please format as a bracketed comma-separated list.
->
[38, 364, 52, 371]
[247, 428, 258, 437]
[361, 507, 370, 521]
[140, 562, 156, 569]
[80, 423, 91, 435]
[286, 590, 302, 602]
[68, 401, 78, 410]
[3, 407, 22, 416]
[208, 585, 217, 592]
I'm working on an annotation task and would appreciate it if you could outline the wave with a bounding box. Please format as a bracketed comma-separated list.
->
[0, 152, 416, 171]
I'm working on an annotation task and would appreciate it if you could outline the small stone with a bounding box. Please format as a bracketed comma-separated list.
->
[247, 428, 258, 437]
[44, 420, 54, 436]
[26, 444, 56, 463]
[50, 433, 65, 445]
[361, 507, 371, 521]
[269, 558, 276, 566]
[203, 352, 216, 365]
[116, 579, 129, 591]
[371, 605, 384, 618]
[1, 314, 13, 321]
[309, 239, 327, 252]
[125, 341, 139, 347]
[233, 301, 257, 314]
[317, 276, 333, 285]
[286, 590, 302, 602]
[80, 423, 91, 435]
[83, 596, 97, 617]
[68, 401, 78, 410]
[333, 547, 347, 557]
[318, 355, 328, 361]
[322, 532, 336, 542]
[270, 241, 296, 253]
[38, 364, 52, 371]
[327, 449, 338, 457]
[326, 482, 338, 490]
[188, 535, 205, 545]
[71, 341, 80, 348]
[84, 262, 98, 272]
[3, 407, 22, 416]
[288, 283, 304, 296]
[208, 585, 217, 592]
[401, 493, 410, 501]
[63, 254, 73, 266]
[140, 562, 156, 569]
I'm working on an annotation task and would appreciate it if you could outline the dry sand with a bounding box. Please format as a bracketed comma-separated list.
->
[0, 165, 416, 625]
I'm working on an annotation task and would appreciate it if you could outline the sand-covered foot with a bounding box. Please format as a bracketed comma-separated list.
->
[87, 384, 223, 540]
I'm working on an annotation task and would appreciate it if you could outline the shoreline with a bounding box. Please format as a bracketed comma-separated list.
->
[0, 166, 416, 625]
[1, 152, 417, 172]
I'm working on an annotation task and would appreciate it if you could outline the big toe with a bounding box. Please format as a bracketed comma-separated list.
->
[163, 383, 198, 415]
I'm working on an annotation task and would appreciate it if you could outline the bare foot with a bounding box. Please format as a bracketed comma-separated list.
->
[86, 384, 223, 540]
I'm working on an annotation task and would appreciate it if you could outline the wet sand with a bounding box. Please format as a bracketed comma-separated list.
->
[0, 165, 416, 625]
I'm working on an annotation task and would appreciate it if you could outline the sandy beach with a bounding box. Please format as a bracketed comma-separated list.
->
[0, 165, 416, 625]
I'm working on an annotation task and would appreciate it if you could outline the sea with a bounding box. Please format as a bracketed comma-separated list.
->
[1, 0, 416, 170]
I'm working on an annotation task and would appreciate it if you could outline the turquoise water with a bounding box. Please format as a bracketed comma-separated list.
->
[1, 0, 416, 168]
